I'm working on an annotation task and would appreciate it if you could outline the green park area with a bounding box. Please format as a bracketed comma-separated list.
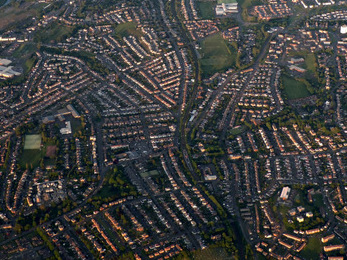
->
[238, 0, 261, 21]
[200, 32, 236, 76]
[218, 0, 237, 3]
[34, 22, 75, 43]
[282, 75, 310, 100]
[95, 167, 138, 200]
[196, 1, 216, 19]
[229, 125, 247, 136]
[192, 247, 232, 260]
[20, 134, 58, 169]
[140, 170, 159, 178]
[0, 2, 46, 30]
[115, 22, 143, 38]
[10, 43, 38, 75]
[70, 118, 83, 135]
[20, 134, 43, 168]
[177, 246, 233, 260]
[305, 53, 317, 74]
[300, 237, 322, 260]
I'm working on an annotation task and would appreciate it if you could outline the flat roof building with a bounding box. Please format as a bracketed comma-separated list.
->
[216, 3, 238, 16]
[280, 186, 291, 200]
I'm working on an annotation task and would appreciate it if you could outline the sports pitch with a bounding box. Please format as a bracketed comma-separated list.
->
[217, 0, 237, 4]
[24, 134, 41, 150]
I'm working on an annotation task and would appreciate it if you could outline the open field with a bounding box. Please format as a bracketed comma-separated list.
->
[305, 53, 317, 73]
[0, 3, 45, 30]
[238, 0, 262, 21]
[140, 170, 159, 178]
[282, 75, 310, 100]
[21, 134, 43, 168]
[20, 149, 43, 168]
[24, 134, 41, 150]
[34, 22, 75, 43]
[196, 1, 216, 19]
[300, 237, 322, 260]
[115, 22, 142, 38]
[200, 32, 235, 76]
[229, 125, 247, 136]
[70, 118, 82, 135]
[192, 247, 232, 260]
[217, 0, 237, 3]
[177, 247, 232, 260]
[312, 193, 324, 208]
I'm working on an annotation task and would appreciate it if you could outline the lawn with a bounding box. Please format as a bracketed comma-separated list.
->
[70, 118, 82, 135]
[218, 0, 237, 3]
[20, 149, 43, 168]
[179, 247, 232, 260]
[200, 32, 235, 76]
[229, 125, 247, 136]
[305, 53, 317, 74]
[194, 247, 232, 260]
[140, 170, 159, 178]
[34, 22, 75, 43]
[300, 237, 322, 260]
[12, 43, 38, 75]
[282, 75, 310, 100]
[13, 43, 37, 59]
[312, 193, 324, 208]
[238, 0, 263, 21]
[0, 3, 45, 30]
[115, 22, 142, 38]
[24, 134, 41, 150]
[196, 1, 216, 19]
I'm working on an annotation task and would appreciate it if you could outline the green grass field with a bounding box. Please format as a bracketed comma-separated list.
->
[305, 53, 317, 74]
[34, 22, 74, 43]
[282, 75, 310, 100]
[70, 118, 82, 135]
[217, 0, 237, 3]
[140, 170, 159, 178]
[12, 43, 38, 75]
[20, 149, 43, 168]
[24, 134, 41, 150]
[196, 1, 216, 19]
[312, 193, 324, 208]
[115, 22, 142, 38]
[300, 237, 322, 260]
[193, 247, 232, 260]
[229, 125, 247, 136]
[200, 32, 235, 76]
[238, 0, 261, 21]
[180, 247, 232, 260]
[13, 43, 37, 58]
[0, 3, 46, 30]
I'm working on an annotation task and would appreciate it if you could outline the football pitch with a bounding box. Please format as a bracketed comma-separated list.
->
[24, 134, 41, 150]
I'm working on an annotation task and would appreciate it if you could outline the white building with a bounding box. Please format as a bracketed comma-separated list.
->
[215, 3, 238, 16]
[280, 186, 291, 200]
[341, 25, 347, 34]
[0, 59, 12, 66]
[60, 121, 72, 135]
[0, 65, 21, 78]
